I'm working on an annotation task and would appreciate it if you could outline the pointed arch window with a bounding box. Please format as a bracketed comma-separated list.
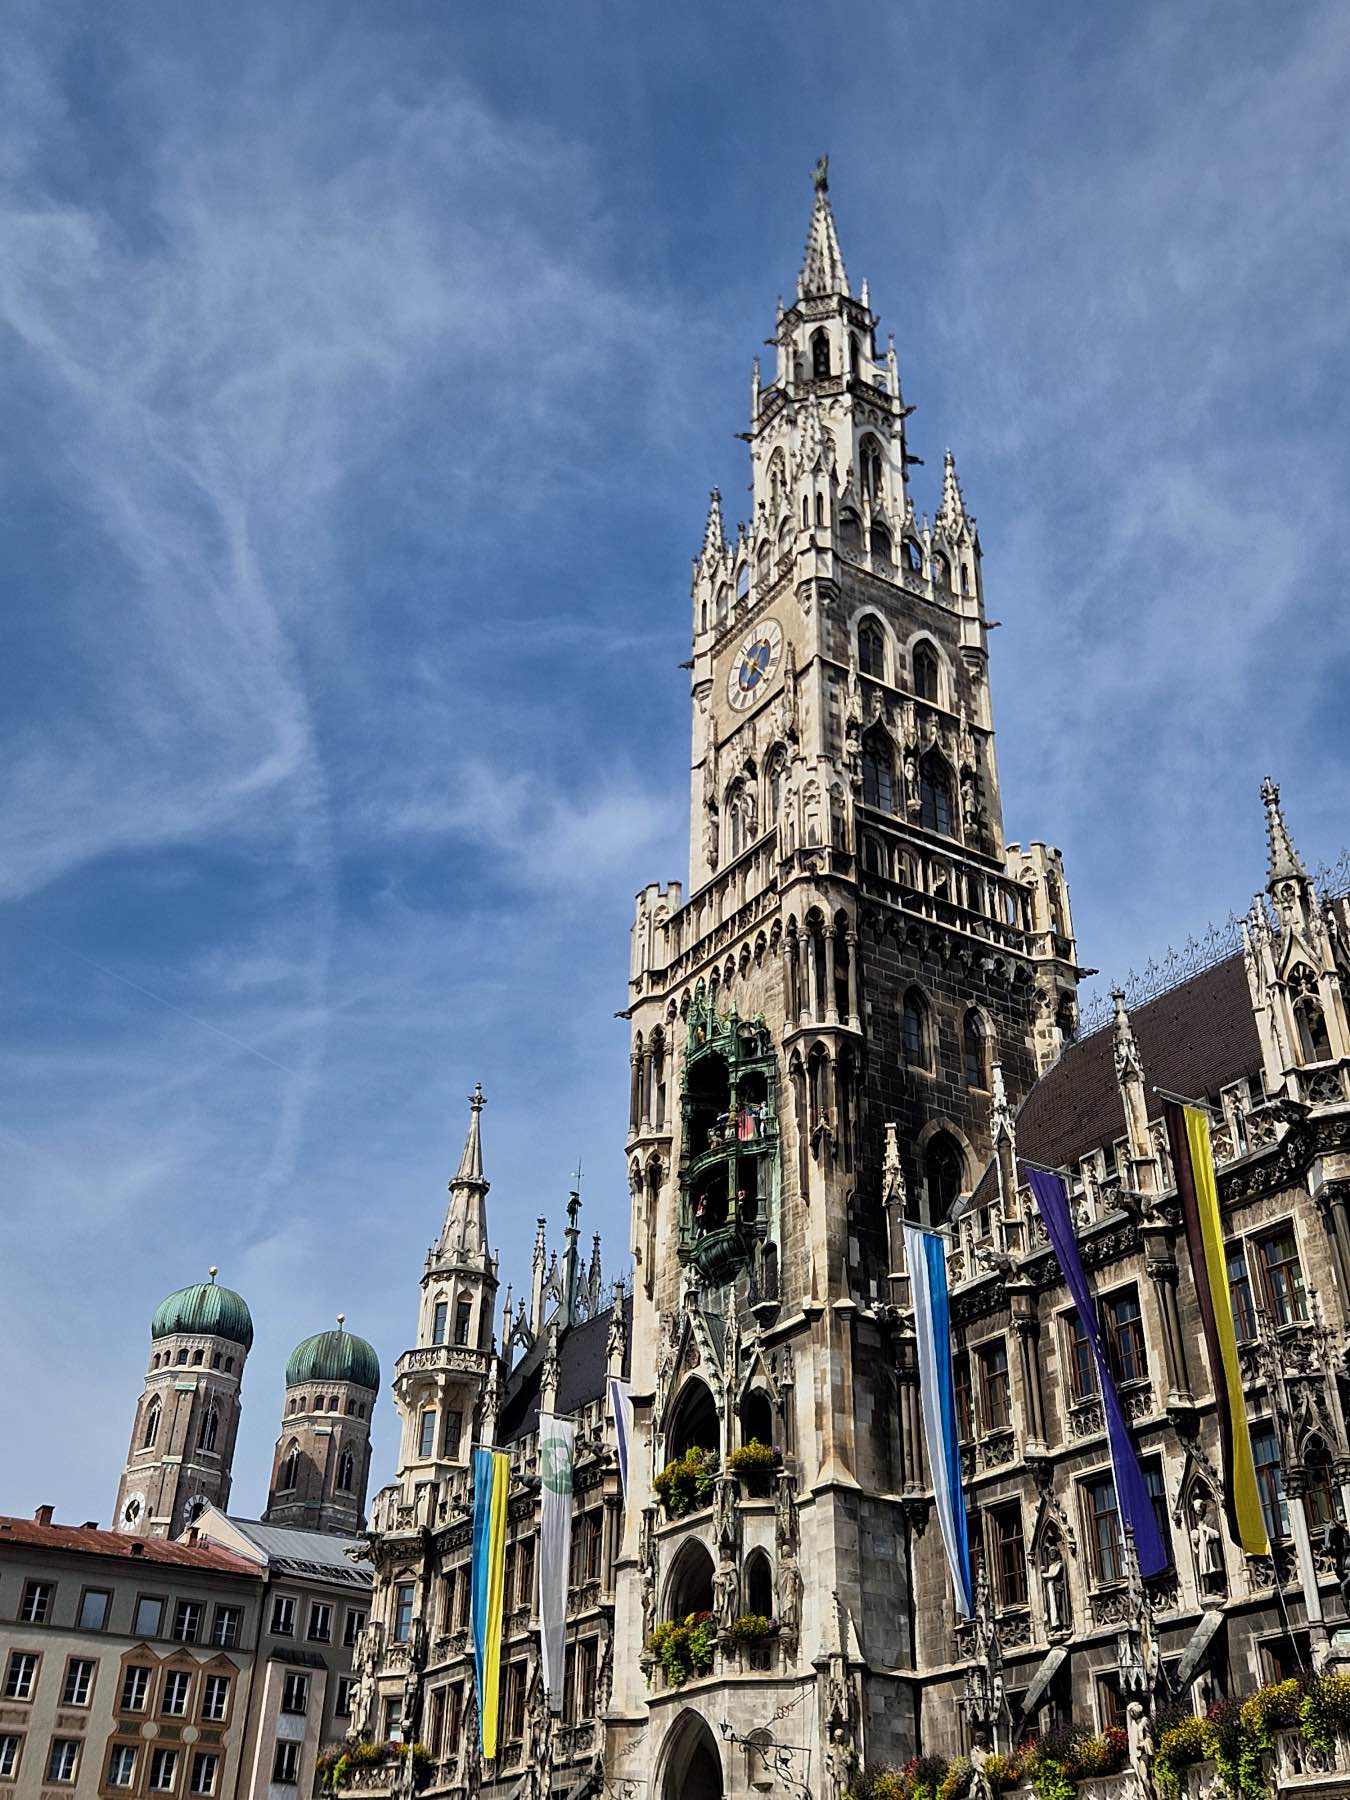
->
[913, 642, 940, 702]
[198, 1405, 219, 1454]
[839, 509, 862, 554]
[280, 1442, 299, 1491]
[963, 1012, 988, 1089]
[811, 329, 831, 379]
[902, 989, 931, 1068]
[904, 538, 923, 573]
[337, 1449, 356, 1494]
[861, 731, 895, 812]
[869, 523, 893, 568]
[142, 1399, 161, 1450]
[1290, 966, 1332, 1061]
[924, 1132, 966, 1219]
[1303, 1438, 1337, 1528]
[849, 333, 861, 374]
[860, 435, 882, 501]
[858, 618, 886, 680]
[767, 747, 786, 823]
[919, 752, 953, 836]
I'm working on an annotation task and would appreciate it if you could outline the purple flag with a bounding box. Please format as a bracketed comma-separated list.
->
[1025, 1166, 1169, 1578]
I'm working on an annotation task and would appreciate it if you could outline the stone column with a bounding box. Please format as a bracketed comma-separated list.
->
[1010, 1285, 1046, 1452]
[845, 927, 861, 1032]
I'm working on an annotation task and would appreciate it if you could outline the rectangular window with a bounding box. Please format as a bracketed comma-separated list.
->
[428, 1686, 446, 1757]
[19, 1581, 52, 1624]
[307, 1602, 332, 1643]
[1258, 1228, 1308, 1327]
[78, 1588, 112, 1631]
[582, 1511, 603, 1582]
[173, 1599, 203, 1643]
[272, 1741, 301, 1785]
[161, 1670, 192, 1717]
[448, 1684, 464, 1753]
[0, 1737, 21, 1780]
[1065, 1312, 1097, 1402]
[977, 1340, 1011, 1432]
[343, 1606, 367, 1648]
[394, 1582, 415, 1643]
[442, 1410, 463, 1459]
[61, 1659, 94, 1706]
[455, 1300, 473, 1346]
[281, 1672, 309, 1714]
[1105, 1290, 1148, 1384]
[1143, 1460, 1173, 1567]
[3, 1654, 37, 1701]
[505, 1661, 527, 1740]
[107, 1744, 138, 1788]
[211, 1605, 242, 1649]
[577, 1639, 598, 1720]
[432, 1301, 448, 1345]
[120, 1666, 152, 1712]
[384, 1697, 403, 1740]
[1097, 1672, 1126, 1731]
[1253, 1425, 1290, 1540]
[47, 1739, 79, 1784]
[201, 1674, 230, 1722]
[516, 1539, 536, 1611]
[335, 1677, 355, 1718]
[1085, 1474, 1123, 1585]
[419, 1411, 437, 1458]
[1227, 1243, 1257, 1342]
[134, 1596, 164, 1639]
[270, 1595, 296, 1637]
[190, 1750, 220, 1796]
[952, 1348, 974, 1441]
[149, 1748, 178, 1793]
[989, 1505, 1027, 1608]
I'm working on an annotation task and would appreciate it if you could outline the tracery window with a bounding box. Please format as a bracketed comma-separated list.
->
[811, 329, 831, 379]
[925, 1131, 966, 1217]
[860, 435, 883, 500]
[858, 618, 886, 679]
[142, 1400, 161, 1449]
[919, 752, 953, 836]
[861, 731, 895, 812]
[902, 990, 930, 1067]
[913, 642, 940, 702]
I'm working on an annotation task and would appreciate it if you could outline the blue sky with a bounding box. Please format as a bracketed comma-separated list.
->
[3, 0, 1349, 1526]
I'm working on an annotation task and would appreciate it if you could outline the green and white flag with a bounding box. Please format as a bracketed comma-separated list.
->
[538, 1412, 575, 1714]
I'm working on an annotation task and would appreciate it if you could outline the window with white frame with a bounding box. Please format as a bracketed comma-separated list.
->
[272, 1740, 301, 1784]
[190, 1750, 220, 1796]
[149, 1747, 178, 1793]
[46, 1739, 79, 1784]
[281, 1672, 309, 1715]
[107, 1744, 137, 1788]
[3, 1654, 36, 1701]
[61, 1659, 94, 1706]
[161, 1670, 192, 1717]
[120, 1666, 151, 1711]
[201, 1674, 230, 1722]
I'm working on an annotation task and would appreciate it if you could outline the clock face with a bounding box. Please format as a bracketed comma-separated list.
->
[183, 1493, 209, 1526]
[120, 1493, 144, 1530]
[727, 619, 784, 712]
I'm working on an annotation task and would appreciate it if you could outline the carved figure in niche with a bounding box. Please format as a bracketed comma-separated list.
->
[776, 1474, 800, 1558]
[969, 1743, 996, 1800]
[961, 771, 979, 833]
[1190, 1490, 1226, 1595]
[714, 1559, 738, 1634]
[1040, 1537, 1069, 1635]
[903, 751, 919, 816]
[638, 1508, 659, 1640]
[779, 1556, 803, 1646]
[1126, 1700, 1155, 1785]
[959, 705, 977, 771]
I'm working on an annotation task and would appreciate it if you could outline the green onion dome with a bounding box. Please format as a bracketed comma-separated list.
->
[151, 1269, 254, 1349]
[286, 1316, 380, 1391]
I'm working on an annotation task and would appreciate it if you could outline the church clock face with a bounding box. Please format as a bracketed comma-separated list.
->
[727, 619, 783, 712]
[120, 1492, 145, 1530]
[183, 1493, 209, 1527]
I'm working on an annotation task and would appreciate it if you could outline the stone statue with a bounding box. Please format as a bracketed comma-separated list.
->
[1126, 1700, 1155, 1785]
[825, 1724, 854, 1800]
[969, 1743, 996, 1800]
[779, 1556, 803, 1647]
[1040, 1540, 1068, 1635]
[1190, 1491, 1226, 1595]
[903, 751, 919, 816]
[714, 1559, 738, 1635]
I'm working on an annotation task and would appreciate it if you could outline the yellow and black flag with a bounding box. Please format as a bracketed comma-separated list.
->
[1163, 1100, 1269, 1556]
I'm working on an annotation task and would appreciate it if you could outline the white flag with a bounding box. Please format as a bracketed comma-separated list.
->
[538, 1413, 575, 1714]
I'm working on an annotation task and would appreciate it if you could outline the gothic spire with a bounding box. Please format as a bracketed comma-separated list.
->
[1261, 776, 1309, 890]
[700, 487, 725, 562]
[798, 156, 850, 300]
[937, 448, 970, 534]
[439, 1083, 491, 1267]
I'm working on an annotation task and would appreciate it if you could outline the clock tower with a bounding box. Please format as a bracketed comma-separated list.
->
[607, 164, 1083, 1796]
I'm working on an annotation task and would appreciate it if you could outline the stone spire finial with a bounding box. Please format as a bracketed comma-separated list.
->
[799, 158, 850, 299]
[938, 448, 969, 533]
[881, 1121, 906, 1209]
[1261, 776, 1309, 889]
[1111, 988, 1143, 1083]
[700, 487, 725, 563]
[453, 1083, 486, 1186]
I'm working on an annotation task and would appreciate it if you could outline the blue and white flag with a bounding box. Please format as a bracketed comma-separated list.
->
[608, 1377, 633, 1501]
[904, 1223, 973, 1618]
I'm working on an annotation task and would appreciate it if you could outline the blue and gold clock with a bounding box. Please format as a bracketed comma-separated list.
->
[726, 618, 784, 712]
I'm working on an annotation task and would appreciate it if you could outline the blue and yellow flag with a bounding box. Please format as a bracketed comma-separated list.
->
[470, 1447, 510, 1757]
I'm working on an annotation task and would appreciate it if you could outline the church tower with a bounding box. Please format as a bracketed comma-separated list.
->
[113, 1271, 252, 1538]
[264, 1318, 379, 1535]
[610, 165, 1084, 1795]
[389, 1084, 500, 1497]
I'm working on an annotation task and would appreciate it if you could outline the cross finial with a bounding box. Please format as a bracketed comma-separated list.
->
[468, 1081, 485, 1113]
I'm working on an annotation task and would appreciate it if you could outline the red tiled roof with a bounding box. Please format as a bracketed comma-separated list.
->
[0, 1517, 260, 1578]
[1014, 951, 1263, 1173]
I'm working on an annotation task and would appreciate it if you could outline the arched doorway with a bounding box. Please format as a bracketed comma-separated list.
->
[659, 1709, 725, 1800]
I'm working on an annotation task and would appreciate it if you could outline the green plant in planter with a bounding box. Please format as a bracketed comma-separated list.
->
[644, 1611, 716, 1685]
[653, 1446, 719, 1516]
[1154, 1715, 1211, 1799]
[1302, 1671, 1350, 1753]
[727, 1440, 778, 1475]
[728, 1611, 776, 1644]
